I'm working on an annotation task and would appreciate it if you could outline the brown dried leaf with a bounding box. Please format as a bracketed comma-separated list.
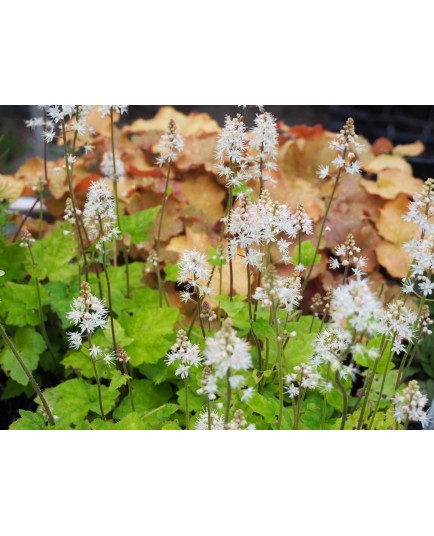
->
[393, 140, 425, 158]
[123, 107, 220, 137]
[375, 194, 418, 244]
[180, 175, 225, 232]
[361, 169, 423, 200]
[0, 174, 24, 203]
[364, 154, 412, 175]
[176, 133, 218, 173]
[375, 241, 412, 279]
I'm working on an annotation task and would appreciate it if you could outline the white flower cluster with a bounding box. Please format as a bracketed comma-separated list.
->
[165, 330, 202, 379]
[253, 267, 301, 314]
[43, 105, 94, 144]
[157, 119, 184, 166]
[378, 300, 417, 355]
[329, 234, 367, 279]
[19, 229, 35, 248]
[248, 112, 279, 185]
[392, 380, 430, 426]
[331, 278, 381, 335]
[311, 327, 352, 369]
[227, 409, 256, 430]
[98, 105, 129, 118]
[216, 111, 279, 189]
[177, 249, 212, 301]
[101, 151, 126, 183]
[66, 282, 114, 366]
[228, 189, 297, 267]
[83, 180, 120, 251]
[317, 118, 363, 180]
[402, 179, 434, 297]
[215, 114, 249, 188]
[195, 409, 225, 430]
[285, 364, 320, 398]
[204, 319, 252, 379]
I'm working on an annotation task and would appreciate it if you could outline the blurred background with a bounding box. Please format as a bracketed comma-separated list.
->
[2, 105, 434, 177]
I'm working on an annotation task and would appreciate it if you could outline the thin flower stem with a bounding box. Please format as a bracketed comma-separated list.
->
[197, 295, 206, 339]
[217, 263, 223, 326]
[27, 246, 56, 363]
[246, 260, 262, 369]
[155, 161, 172, 307]
[357, 336, 387, 429]
[98, 218, 118, 355]
[271, 305, 283, 429]
[321, 363, 331, 430]
[184, 376, 190, 430]
[123, 361, 135, 413]
[335, 370, 348, 430]
[12, 198, 39, 242]
[225, 368, 232, 424]
[109, 108, 131, 298]
[88, 333, 106, 421]
[302, 150, 347, 294]
[61, 120, 89, 281]
[207, 399, 212, 430]
[0, 322, 55, 426]
[38, 191, 43, 239]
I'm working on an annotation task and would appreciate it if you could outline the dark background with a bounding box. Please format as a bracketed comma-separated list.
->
[2, 106, 434, 177]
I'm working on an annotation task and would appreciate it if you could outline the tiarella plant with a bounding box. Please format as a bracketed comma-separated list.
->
[1, 105, 433, 430]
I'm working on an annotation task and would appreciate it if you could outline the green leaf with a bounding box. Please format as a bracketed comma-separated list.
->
[120, 206, 160, 244]
[252, 319, 275, 341]
[0, 242, 26, 282]
[164, 264, 180, 282]
[109, 370, 129, 392]
[143, 404, 179, 429]
[218, 295, 250, 332]
[88, 263, 147, 314]
[0, 326, 46, 385]
[208, 246, 227, 267]
[292, 240, 320, 267]
[92, 413, 150, 430]
[0, 282, 41, 326]
[248, 393, 278, 424]
[30, 226, 78, 282]
[10, 410, 46, 430]
[162, 422, 182, 430]
[177, 387, 204, 413]
[44, 279, 80, 328]
[284, 333, 316, 368]
[118, 306, 179, 365]
[113, 379, 172, 420]
[61, 348, 111, 380]
[43, 379, 119, 425]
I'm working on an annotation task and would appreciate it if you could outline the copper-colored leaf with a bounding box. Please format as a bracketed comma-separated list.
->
[361, 169, 423, 200]
[376, 241, 412, 279]
[364, 154, 412, 175]
[181, 175, 225, 232]
[375, 194, 418, 244]
[0, 174, 24, 203]
[123, 107, 220, 138]
[393, 140, 425, 158]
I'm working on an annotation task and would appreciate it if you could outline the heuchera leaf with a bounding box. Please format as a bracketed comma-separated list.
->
[29, 226, 78, 282]
[0, 326, 46, 385]
[43, 378, 119, 425]
[118, 306, 179, 365]
[113, 379, 172, 419]
[120, 206, 160, 244]
[0, 283, 41, 327]
[9, 410, 46, 430]
[292, 240, 321, 267]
